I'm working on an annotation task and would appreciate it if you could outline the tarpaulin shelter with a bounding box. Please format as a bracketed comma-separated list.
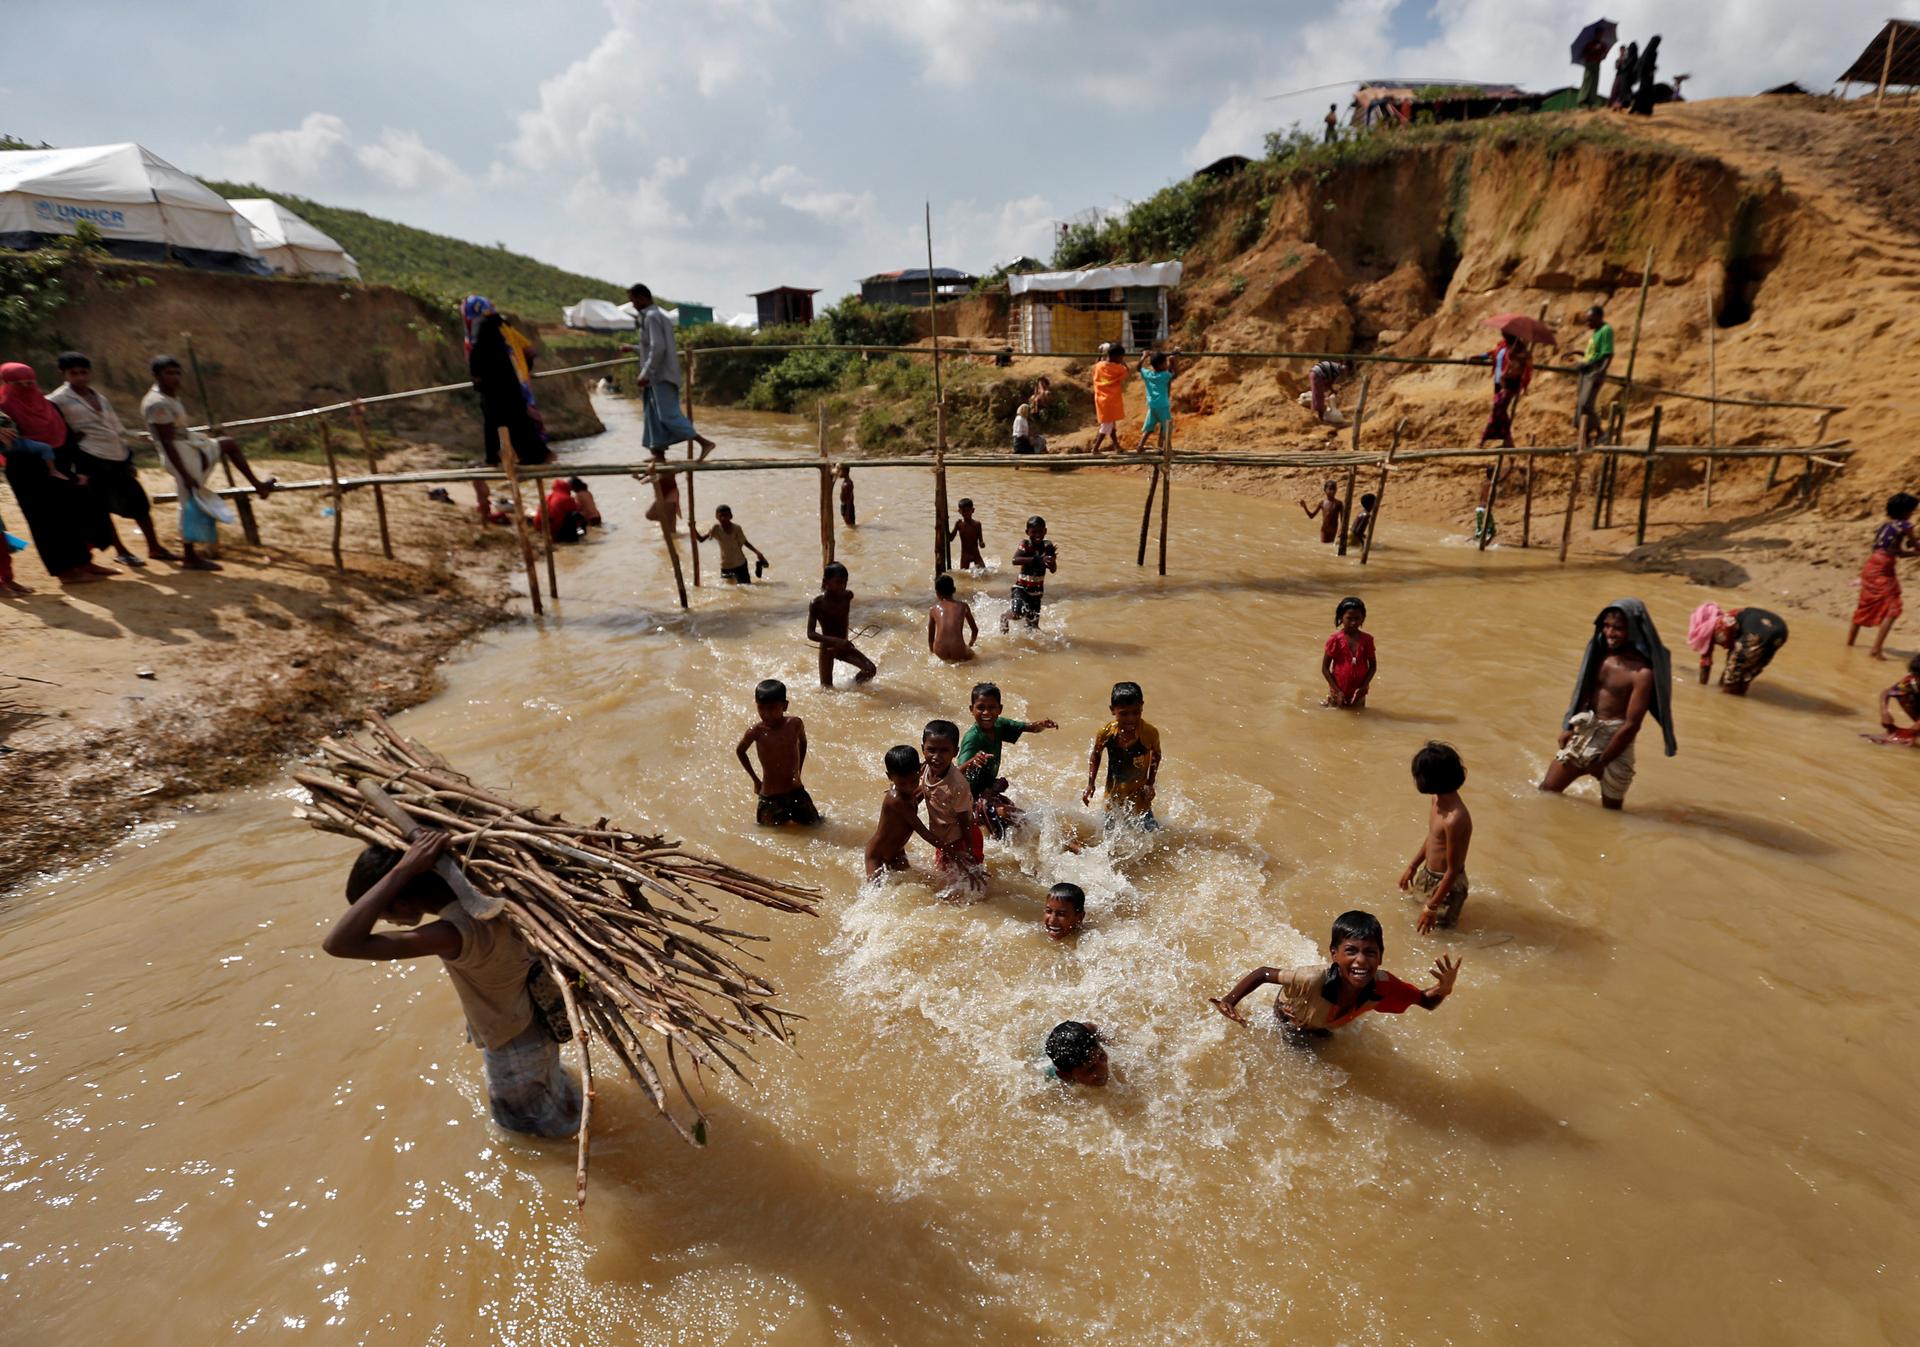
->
[1007, 261, 1182, 353]
[0, 143, 268, 273]
[859, 267, 977, 307]
[1837, 19, 1920, 102]
[228, 198, 360, 279]
[1351, 80, 1530, 128]
[563, 298, 639, 331]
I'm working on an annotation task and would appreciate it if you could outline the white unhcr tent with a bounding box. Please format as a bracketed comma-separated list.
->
[228, 198, 360, 279]
[0, 143, 268, 274]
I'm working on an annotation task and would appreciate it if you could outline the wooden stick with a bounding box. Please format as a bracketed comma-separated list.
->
[1877, 21, 1900, 108]
[1521, 451, 1535, 547]
[1559, 443, 1583, 565]
[320, 416, 344, 573]
[350, 400, 393, 560]
[496, 429, 544, 616]
[1359, 418, 1402, 565]
[1634, 407, 1663, 546]
[927, 202, 951, 576]
[1619, 245, 1654, 428]
[659, 503, 690, 610]
[1337, 462, 1357, 556]
[1478, 453, 1504, 551]
[1350, 374, 1371, 457]
[1705, 284, 1718, 508]
[557, 971, 593, 1214]
[535, 477, 558, 600]
[1156, 414, 1173, 576]
[1136, 461, 1161, 567]
[684, 353, 699, 588]
[817, 401, 834, 570]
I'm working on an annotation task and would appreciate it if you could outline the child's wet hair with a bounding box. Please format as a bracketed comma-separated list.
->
[1335, 596, 1365, 622]
[958, 497, 973, 510]
[935, 573, 956, 598]
[1360, 492, 1377, 509]
[922, 719, 960, 746]
[1411, 740, 1466, 794]
[1048, 882, 1086, 913]
[345, 843, 451, 905]
[716, 503, 733, 516]
[1045, 1021, 1099, 1073]
[883, 744, 921, 777]
[823, 561, 849, 584]
[1027, 515, 1046, 531]
[754, 678, 788, 705]
[1331, 910, 1385, 948]
[1888, 492, 1918, 521]
[1109, 681, 1144, 708]
[970, 682, 1001, 705]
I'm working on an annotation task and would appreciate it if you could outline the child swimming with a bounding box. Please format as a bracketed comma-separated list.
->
[959, 681, 1058, 837]
[1210, 909, 1461, 1038]
[736, 678, 819, 826]
[1398, 741, 1472, 932]
[1321, 596, 1376, 709]
[1044, 1020, 1108, 1086]
[1043, 882, 1085, 940]
[1083, 681, 1162, 829]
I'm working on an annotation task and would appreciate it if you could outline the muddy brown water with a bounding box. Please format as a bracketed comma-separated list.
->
[4, 399, 1915, 1345]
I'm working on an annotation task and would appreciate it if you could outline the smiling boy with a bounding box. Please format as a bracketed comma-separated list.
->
[1083, 680, 1161, 829]
[1209, 909, 1460, 1038]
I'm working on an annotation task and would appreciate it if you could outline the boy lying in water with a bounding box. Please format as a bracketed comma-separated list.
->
[1210, 909, 1460, 1039]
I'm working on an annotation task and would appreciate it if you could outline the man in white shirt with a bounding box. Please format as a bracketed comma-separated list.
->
[140, 354, 275, 571]
[47, 350, 175, 566]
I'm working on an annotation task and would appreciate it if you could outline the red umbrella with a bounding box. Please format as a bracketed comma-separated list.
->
[1482, 313, 1557, 346]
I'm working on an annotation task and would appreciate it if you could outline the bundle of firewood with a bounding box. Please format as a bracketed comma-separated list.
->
[294, 713, 816, 1210]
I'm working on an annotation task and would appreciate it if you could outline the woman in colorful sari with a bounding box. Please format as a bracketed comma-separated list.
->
[1848, 492, 1919, 660]
[463, 296, 550, 524]
[1477, 337, 1532, 449]
[0, 362, 116, 584]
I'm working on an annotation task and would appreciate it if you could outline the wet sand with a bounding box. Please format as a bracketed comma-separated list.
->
[3, 399, 1915, 1345]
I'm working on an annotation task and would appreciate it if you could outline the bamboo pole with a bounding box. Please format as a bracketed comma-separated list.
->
[533, 477, 558, 600]
[1478, 454, 1504, 551]
[1359, 418, 1403, 566]
[1877, 22, 1900, 108]
[817, 400, 834, 570]
[658, 507, 690, 610]
[1135, 460, 1161, 567]
[1336, 462, 1357, 556]
[685, 353, 699, 588]
[1704, 285, 1718, 507]
[1634, 407, 1664, 547]
[1619, 245, 1655, 427]
[927, 202, 951, 575]
[1559, 442, 1584, 565]
[320, 416, 344, 573]
[350, 399, 393, 560]
[1156, 415, 1174, 576]
[495, 431, 543, 615]
[1521, 452, 1535, 547]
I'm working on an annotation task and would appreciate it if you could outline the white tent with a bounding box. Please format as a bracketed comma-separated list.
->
[562, 298, 639, 331]
[228, 198, 359, 280]
[723, 311, 757, 329]
[0, 143, 267, 274]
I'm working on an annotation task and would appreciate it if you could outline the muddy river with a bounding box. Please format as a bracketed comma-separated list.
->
[3, 398, 1914, 1345]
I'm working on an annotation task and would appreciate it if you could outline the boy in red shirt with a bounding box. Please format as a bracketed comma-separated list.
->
[1321, 596, 1376, 708]
[1210, 909, 1460, 1038]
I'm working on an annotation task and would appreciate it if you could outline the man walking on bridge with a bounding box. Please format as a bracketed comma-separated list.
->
[622, 283, 715, 460]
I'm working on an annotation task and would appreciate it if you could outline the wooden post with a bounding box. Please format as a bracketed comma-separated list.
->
[1704, 285, 1718, 508]
[1521, 452, 1535, 547]
[1349, 374, 1371, 456]
[1634, 407, 1663, 547]
[1155, 414, 1173, 575]
[1877, 21, 1900, 108]
[817, 400, 835, 570]
[658, 502, 690, 610]
[1619, 245, 1654, 426]
[684, 352, 699, 588]
[496, 429, 544, 615]
[320, 416, 344, 573]
[1359, 417, 1403, 565]
[534, 477, 558, 601]
[350, 400, 393, 560]
[1136, 461, 1161, 567]
[927, 202, 951, 575]
[1559, 445, 1584, 565]
[1478, 453, 1504, 551]
[1336, 462, 1357, 556]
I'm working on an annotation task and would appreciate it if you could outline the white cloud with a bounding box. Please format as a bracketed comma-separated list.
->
[212, 112, 468, 195]
[831, 0, 1057, 86]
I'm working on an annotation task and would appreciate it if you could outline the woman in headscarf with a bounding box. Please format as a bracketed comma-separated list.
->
[1477, 336, 1532, 449]
[1630, 36, 1661, 116]
[1689, 601, 1787, 696]
[463, 295, 550, 523]
[1609, 41, 1639, 110]
[0, 362, 116, 583]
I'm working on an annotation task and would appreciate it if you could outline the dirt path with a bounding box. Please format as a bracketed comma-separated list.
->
[0, 446, 515, 892]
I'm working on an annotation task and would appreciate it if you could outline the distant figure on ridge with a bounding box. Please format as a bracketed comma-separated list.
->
[1478, 336, 1531, 449]
[1574, 306, 1614, 450]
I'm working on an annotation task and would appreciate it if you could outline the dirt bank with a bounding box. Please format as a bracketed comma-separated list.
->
[0, 443, 518, 893]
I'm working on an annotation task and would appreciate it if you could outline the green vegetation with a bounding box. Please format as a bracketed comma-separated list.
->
[0, 223, 107, 344]
[674, 298, 923, 414]
[1052, 175, 1213, 270]
[200, 179, 636, 319]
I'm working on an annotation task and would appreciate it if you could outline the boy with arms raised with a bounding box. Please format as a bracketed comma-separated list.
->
[323, 829, 580, 1136]
[1001, 515, 1057, 632]
[960, 681, 1058, 836]
[1539, 599, 1676, 810]
[807, 561, 878, 687]
[1210, 909, 1461, 1038]
[866, 744, 939, 879]
[921, 719, 985, 897]
[1399, 741, 1472, 932]
[1084, 680, 1161, 829]
[737, 678, 819, 826]
[927, 573, 978, 662]
[1133, 349, 1179, 452]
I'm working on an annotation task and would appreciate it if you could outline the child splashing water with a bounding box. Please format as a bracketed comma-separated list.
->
[1085, 681, 1162, 830]
[1321, 597, 1376, 709]
[922, 719, 986, 899]
[959, 682, 1058, 838]
[1210, 910, 1461, 1039]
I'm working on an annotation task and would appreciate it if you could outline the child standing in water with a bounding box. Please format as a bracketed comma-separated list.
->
[1299, 480, 1345, 545]
[959, 681, 1059, 837]
[736, 678, 819, 826]
[1084, 681, 1162, 829]
[567, 477, 602, 527]
[1044, 1020, 1109, 1085]
[1321, 597, 1376, 708]
[950, 498, 986, 571]
[866, 744, 938, 879]
[1210, 909, 1461, 1038]
[807, 562, 878, 687]
[838, 465, 856, 527]
[928, 573, 978, 662]
[323, 830, 581, 1136]
[1349, 492, 1376, 549]
[1002, 515, 1057, 632]
[921, 719, 985, 897]
[696, 504, 770, 584]
[1399, 741, 1472, 932]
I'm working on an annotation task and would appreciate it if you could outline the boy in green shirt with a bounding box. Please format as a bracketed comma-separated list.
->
[958, 681, 1057, 837]
[1576, 305, 1614, 449]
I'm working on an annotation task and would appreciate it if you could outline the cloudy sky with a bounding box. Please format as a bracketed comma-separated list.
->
[19, 0, 1884, 318]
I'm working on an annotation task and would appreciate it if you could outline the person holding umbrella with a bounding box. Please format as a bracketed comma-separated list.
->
[1476, 315, 1550, 450]
[1571, 19, 1617, 109]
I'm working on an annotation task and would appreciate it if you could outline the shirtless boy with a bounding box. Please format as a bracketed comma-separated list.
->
[736, 678, 819, 825]
[928, 573, 978, 662]
[1299, 480, 1344, 545]
[922, 719, 986, 897]
[1539, 600, 1675, 810]
[1399, 741, 1472, 932]
[950, 498, 986, 571]
[867, 744, 938, 879]
[807, 562, 878, 687]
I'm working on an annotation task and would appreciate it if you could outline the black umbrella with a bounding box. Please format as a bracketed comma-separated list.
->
[1571, 18, 1617, 64]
